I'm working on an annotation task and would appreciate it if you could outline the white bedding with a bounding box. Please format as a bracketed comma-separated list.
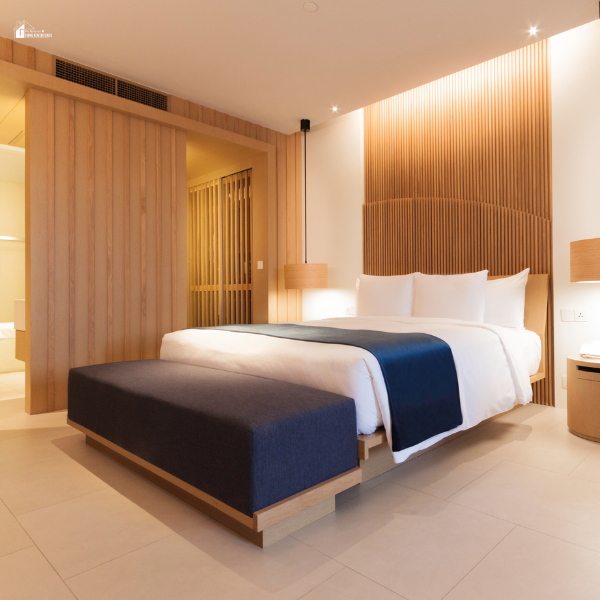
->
[160, 317, 541, 463]
[0, 323, 16, 340]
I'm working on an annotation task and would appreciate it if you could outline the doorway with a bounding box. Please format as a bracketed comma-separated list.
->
[186, 131, 267, 327]
[0, 83, 26, 407]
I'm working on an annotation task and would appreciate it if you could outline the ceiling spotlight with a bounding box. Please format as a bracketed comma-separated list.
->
[529, 26, 538, 35]
[332, 106, 338, 112]
[303, 2, 318, 11]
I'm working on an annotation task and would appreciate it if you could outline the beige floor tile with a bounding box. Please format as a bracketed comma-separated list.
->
[386, 444, 502, 499]
[445, 526, 600, 600]
[452, 419, 592, 474]
[0, 397, 25, 421]
[0, 384, 23, 401]
[18, 486, 183, 579]
[294, 482, 513, 600]
[0, 371, 26, 393]
[570, 450, 600, 483]
[111, 477, 209, 532]
[0, 499, 33, 558]
[449, 461, 600, 553]
[0, 546, 76, 600]
[0, 455, 109, 515]
[66, 519, 343, 600]
[302, 568, 405, 600]
[492, 404, 567, 432]
[50, 433, 140, 487]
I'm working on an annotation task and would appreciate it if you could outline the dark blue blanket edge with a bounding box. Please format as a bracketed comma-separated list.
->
[195, 324, 463, 451]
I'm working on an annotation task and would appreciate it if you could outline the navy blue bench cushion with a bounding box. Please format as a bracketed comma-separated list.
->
[68, 360, 357, 516]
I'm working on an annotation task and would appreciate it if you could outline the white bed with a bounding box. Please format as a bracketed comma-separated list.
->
[160, 316, 541, 464]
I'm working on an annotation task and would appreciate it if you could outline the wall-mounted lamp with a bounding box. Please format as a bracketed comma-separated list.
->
[571, 238, 600, 283]
[284, 119, 328, 289]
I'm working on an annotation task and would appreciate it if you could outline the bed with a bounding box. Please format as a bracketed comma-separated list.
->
[161, 273, 549, 469]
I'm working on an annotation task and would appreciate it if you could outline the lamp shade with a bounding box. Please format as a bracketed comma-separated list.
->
[284, 263, 328, 289]
[571, 238, 600, 282]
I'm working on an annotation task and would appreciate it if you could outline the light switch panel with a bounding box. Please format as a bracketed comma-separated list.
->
[561, 309, 574, 322]
[257, 261, 263, 270]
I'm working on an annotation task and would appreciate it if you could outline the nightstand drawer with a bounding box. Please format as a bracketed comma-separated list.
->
[576, 365, 600, 383]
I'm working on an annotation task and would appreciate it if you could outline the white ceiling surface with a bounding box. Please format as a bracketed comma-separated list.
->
[0, 144, 25, 182]
[2, 1, 598, 133]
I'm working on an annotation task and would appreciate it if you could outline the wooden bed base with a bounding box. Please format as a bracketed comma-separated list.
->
[68, 419, 361, 548]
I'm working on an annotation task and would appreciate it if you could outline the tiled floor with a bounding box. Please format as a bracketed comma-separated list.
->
[1, 397, 600, 599]
[0, 371, 25, 401]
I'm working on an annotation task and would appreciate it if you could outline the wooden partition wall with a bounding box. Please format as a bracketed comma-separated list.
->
[26, 87, 187, 413]
[364, 40, 554, 405]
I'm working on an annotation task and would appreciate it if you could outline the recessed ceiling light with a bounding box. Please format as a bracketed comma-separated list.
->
[303, 2, 318, 11]
[332, 106, 338, 112]
[529, 26, 538, 35]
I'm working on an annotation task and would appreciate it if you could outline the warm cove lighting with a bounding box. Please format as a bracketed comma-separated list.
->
[529, 26, 538, 35]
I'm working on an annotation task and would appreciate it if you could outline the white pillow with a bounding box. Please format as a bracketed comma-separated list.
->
[356, 274, 413, 317]
[413, 271, 488, 322]
[485, 269, 529, 329]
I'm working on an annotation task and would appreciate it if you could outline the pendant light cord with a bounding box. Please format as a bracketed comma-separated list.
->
[304, 127, 307, 264]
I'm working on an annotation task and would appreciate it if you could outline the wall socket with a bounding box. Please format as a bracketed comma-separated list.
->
[345, 306, 356, 316]
[574, 309, 588, 322]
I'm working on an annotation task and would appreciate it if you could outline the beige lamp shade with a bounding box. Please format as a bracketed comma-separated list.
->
[284, 263, 328, 289]
[571, 238, 600, 282]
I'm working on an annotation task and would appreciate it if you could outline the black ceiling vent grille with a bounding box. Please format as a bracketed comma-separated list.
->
[55, 59, 168, 112]
[55, 59, 116, 95]
[117, 80, 168, 112]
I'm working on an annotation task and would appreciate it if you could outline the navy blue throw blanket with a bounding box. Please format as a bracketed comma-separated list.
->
[198, 324, 462, 452]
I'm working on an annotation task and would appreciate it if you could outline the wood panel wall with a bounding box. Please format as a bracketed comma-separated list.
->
[2, 38, 304, 413]
[363, 41, 554, 406]
[1, 35, 303, 327]
[26, 87, 187, 414]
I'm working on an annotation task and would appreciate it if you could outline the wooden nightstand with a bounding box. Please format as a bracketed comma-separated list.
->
[567, 355, 600, 442]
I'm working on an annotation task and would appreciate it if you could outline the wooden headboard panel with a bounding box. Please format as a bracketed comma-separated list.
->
[363, 197, 554, 405]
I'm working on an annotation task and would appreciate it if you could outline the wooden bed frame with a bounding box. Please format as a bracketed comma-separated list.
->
[70, 273, 549, 545]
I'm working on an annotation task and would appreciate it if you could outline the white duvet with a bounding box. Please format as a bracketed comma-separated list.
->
[160, 317, 541, 463]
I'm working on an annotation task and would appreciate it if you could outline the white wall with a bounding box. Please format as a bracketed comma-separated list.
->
[551, 20, 600, 407]
[302, 110, 364, 321]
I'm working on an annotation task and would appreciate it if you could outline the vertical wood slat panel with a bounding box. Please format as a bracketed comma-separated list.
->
[26, 91, 187, 413]
[363, 41, 553, 406]
[187, 171, 252, 327]
[46, 94, 55, 411]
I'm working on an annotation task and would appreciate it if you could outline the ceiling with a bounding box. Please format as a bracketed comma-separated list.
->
[2, 1, 598, 133]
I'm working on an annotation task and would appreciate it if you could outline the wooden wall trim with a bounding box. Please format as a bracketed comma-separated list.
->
[363, 39, 554, 406]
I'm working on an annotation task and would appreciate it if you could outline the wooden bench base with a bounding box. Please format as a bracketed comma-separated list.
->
[68, 419, 361, 547]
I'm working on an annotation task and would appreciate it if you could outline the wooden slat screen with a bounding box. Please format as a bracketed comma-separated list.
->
[363, 40, 554, 406]
[188, 170, 252, 327]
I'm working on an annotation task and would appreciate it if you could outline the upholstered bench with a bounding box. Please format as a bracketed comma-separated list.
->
[67, 359, 361, 546]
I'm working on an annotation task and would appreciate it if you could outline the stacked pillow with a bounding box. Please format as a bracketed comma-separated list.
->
[355, 268, 529, 329]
